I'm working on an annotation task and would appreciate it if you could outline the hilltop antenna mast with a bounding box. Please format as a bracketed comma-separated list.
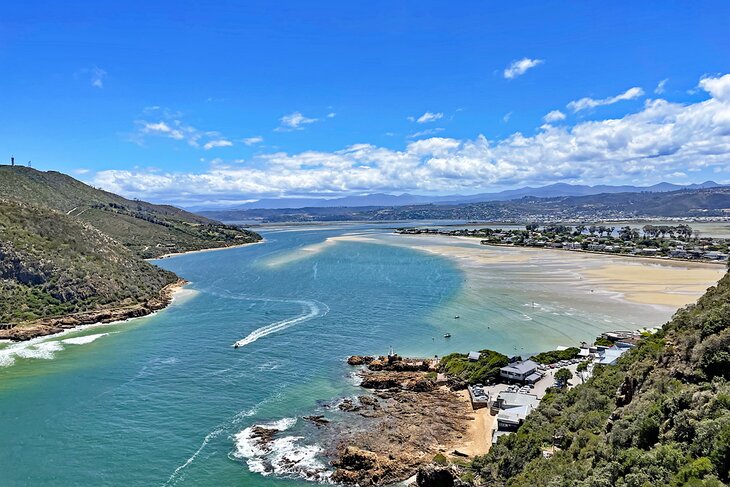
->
[10, 156, 14, 166]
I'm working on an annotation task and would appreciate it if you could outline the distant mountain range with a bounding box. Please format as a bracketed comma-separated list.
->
[193, 181, 724, 211]
[200, 186, 730, 223]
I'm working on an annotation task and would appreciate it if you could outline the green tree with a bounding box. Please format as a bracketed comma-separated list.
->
[555, 368, 573, 387]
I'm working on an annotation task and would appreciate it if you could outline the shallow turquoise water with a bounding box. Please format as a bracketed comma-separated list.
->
[0, 224, 671, 486]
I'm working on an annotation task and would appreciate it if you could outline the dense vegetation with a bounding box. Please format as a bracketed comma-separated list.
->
[0, 166, 262, 327]
[0, 199, 177, 323]
[469, 269, 730, 486]
[530, 348, 581, 365]
[439, 350, 509, 385]
[0, 166, 261, 258]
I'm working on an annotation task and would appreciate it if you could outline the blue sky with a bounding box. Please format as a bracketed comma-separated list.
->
[1, 1, 730, 206]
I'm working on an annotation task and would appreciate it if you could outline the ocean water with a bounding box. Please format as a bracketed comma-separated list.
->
[0, 224, 675, 486]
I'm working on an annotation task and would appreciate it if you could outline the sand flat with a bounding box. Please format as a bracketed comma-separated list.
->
[389, 233, 725, 310]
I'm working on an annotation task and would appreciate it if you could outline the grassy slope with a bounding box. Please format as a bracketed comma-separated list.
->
[471, 269, 730, 486]
[0, 166, 261, 258]
[0, 199, 177, 323]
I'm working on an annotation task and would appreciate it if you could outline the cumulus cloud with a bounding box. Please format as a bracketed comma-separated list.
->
[568, 86, 645, 112]
[503, 58, 543, 79]
[413, 111, 444, 123]
[134, 111, 237, 150]
[543, 110, 566, 123]
[276, 111, 319, 131]
[699, 74, 730, 101]
[98, 74, 730, 205]
[242, 136, 264, 146]
[203, 139, 233, 150]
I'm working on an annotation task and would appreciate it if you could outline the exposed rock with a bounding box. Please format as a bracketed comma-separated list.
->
[416, 465, 457, 487]
[360, 375, 402, 390]
[616, 375, 638, 407]
[326, 369, 473, 485]
[347, 355, 374, 366]
[303, 415, 330, 427]
[338, 398, 361, 412]
[249, 426, 278, 445]
[0, 280, 186, 341]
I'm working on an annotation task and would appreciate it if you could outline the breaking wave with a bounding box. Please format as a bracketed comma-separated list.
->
[0, 330, 114, 367]
[232, 418, 331, 482]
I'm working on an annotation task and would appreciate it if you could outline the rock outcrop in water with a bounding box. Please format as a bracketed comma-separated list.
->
[324, 358, 474, 485]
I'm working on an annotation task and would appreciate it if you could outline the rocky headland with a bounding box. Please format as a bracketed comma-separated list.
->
[0, 279, 187, 341]
[245, 354, 478, 486]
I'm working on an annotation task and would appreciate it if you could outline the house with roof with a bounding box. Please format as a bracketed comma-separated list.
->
[596, 346, 629, 365]
[499, 359, 541, 383]
[467, 351, 481, 362]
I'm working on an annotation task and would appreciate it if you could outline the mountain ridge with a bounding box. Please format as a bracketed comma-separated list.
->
[190, 181, 724, 211]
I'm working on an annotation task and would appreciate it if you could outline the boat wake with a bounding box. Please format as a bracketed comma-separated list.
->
[233, 299, 329, 349]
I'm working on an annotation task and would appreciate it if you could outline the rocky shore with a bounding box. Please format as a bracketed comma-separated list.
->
[0, 279, 187, 341]
[244, 354, 478, 486]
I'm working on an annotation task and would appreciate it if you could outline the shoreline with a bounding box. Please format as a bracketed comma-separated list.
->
[0, 279, 188, 342]
[388, 233, 725, 310]
[152, 238, 265, 260]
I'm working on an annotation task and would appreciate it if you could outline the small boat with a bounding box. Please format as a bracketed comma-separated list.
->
[444, 333, 452, 338]
[234, 343, 240, 349]
[454, 315, 460, 319]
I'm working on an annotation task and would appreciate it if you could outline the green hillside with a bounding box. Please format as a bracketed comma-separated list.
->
[0, 198, 177, 324]
[470, 268, 730, 486]
[0, 166, 261, 258]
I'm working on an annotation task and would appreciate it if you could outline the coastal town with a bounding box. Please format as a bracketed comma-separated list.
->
[396, 223, 730, 263]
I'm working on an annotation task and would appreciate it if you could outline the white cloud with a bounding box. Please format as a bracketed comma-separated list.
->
[408, 127, 445, 138]
[503, 112, 513, 123]
[242, 136, 264, 146]
[100, 74, 730, 205]
[503, 58, 543, 79]
[655, 78, 668, 94]
[73, 168, 90, 175]
[141, 121, 185, 140]
[567, 86, 645, 112]
[543, 110, 566, 123]
[699, 74, 730, 102]
[203, 139, 233, 150]
[276, 111, 319, 131]
[327, 112, 336, 118]
[413, 112, 444, 123]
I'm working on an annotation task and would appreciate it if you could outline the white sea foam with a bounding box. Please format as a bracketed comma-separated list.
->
[232, 418, 330, 481]
[0, 339, 64, 366]
[233, 300, 329, 348]
[62, 333, 109, 345]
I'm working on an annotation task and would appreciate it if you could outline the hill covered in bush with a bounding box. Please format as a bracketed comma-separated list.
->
[0, 166, 261, 258]
[470, 269, 730, 486]
[0, 199, 177, 324]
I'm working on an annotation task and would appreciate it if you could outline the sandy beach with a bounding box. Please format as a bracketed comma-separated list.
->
[154, 239, 265, 260]
[453, 390, 494, 457]
[327, 233, 725, 310]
